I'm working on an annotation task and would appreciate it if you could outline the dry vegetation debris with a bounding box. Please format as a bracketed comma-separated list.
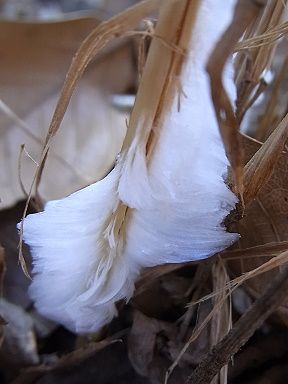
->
[1, 0, 288, 383]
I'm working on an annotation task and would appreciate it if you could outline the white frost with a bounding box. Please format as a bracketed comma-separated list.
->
[20, 0, 239, 333]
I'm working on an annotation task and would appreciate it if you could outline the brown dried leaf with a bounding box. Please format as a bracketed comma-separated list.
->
[0, 17, 100, 128]
[244, 112, 288, 203]
[1, 47, 132, 208]
[129, 310, 186, 384]
[129, 310, 166, 377]
[229, 133, 288, 324]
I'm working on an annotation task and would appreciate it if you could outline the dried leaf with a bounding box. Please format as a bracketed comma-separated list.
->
[229, 133, 288, 323]
[0, 17, 100, 127]
[244, 112, 288, 203]
[1, 58, 131, 209]
[0, 17, 135, 209]
[129, 310, 185, 384]
[129, 310, 166, 377]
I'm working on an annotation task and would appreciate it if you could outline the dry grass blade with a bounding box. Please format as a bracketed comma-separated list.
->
[230, 249, 288, 288]
[34, 0, 165, 195]
[167, 246, 288, 382]
[194, 248, 288, 307]
[178, 260, 213, 341]
[18, 0, 165, 275]
[165, 278, 233, 384]
[185, 265, 288, 384]
[235, 20, 288, 51]
[243, 112, 288, 204]
[235, 0, 287, 121]
[210, 260, 232, 384]
[256, 56, 288, 141]
[206, 0, 263, 198]
[222, 241, 288, 260]
[45, 0, 163, 141]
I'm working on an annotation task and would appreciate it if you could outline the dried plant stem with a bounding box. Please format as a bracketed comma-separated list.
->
[206, 0, 263, 198]
[178, 260, 213, 341]
[185, 265, 288, 384]
[236, 0, 287, 121]
[18, 0, 165, 275]
[222, 240, 288, 260]
[256, 56, 288, 141]
[124, 0, 201, 156]
[235, 20, 288, 51]
[210, 260, 231, 384]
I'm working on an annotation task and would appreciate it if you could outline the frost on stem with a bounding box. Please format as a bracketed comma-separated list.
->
[20, 0, 238, 334]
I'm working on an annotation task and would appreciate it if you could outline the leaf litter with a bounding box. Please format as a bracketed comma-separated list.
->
[1, 0, 288, 383]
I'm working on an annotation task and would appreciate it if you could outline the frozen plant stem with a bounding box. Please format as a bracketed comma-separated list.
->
[20, 0, 239, 333]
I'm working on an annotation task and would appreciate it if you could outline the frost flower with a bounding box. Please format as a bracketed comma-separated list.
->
[20, 0, 239, 333]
